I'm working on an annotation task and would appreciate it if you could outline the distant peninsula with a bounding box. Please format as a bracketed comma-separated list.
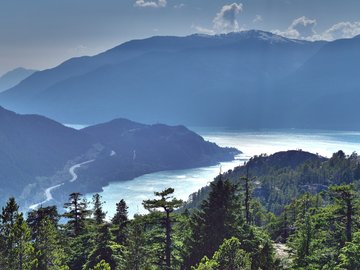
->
[0, 106, 240, 208]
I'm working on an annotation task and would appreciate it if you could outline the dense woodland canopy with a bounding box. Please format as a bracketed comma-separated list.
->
[1, 150, 360, 269]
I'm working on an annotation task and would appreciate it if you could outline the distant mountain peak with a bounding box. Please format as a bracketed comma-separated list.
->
[239, 30, 291, 42]
[0, 67, 37, 92]
[0, 67, 37, 78]
[115, 30, 301, 54]
[3, 31, 359, 130]
[191, 30, 302, 44]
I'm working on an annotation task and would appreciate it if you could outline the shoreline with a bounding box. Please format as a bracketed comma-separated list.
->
[29, 159, 96, 210]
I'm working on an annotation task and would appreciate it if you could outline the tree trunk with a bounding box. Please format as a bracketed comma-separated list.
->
[346, 199, 352, 242]
[245, 166, 251, 225]
[165, 210, 171, 270]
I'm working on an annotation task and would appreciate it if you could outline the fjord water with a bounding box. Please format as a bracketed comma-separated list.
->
[85, 128, 360, 218]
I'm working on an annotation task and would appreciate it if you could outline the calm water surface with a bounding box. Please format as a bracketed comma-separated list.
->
[83, 128, 360, 218]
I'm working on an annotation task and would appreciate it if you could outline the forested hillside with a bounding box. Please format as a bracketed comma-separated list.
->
[1, 150, 360, 269]
[186, 150, 360, 213]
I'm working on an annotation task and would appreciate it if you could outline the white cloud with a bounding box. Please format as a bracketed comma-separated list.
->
[192, 3, 244, 35]
[320, 21, 360, 40]
[272, 15, 360, 41]
[273, 16, 316, 39]
[134, 0, 166, 8]
[253, 15, 263, 23]
[213, 3, 243, 33]
[291, 16, 317, 37]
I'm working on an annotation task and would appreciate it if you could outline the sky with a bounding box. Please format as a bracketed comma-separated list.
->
[0, 0, 360, 76]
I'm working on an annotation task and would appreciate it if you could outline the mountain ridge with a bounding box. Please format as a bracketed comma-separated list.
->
[0, 67, 37, 92]
[0, 106, 239, 208]
[1, 30, 359, 129]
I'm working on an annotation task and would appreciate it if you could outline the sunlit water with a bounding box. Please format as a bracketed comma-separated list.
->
[87, 158, 246, 219]
[82, 128, 360, 219]
[197, 128, 360, 158]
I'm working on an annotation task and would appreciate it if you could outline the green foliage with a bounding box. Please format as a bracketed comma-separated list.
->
[90, 260, 111, 270]
[337, 231, 360, 269]
[192, 237, 251, 270]
[184, 179, 242, 269]
[27, 206, 59, 237]
[0, 197, 32, 269]
[143, 187, 183, 270]
[92, 194, 106, 225]
[143, 188, 184, 213]
[191, 257, 218, 270]
[64, 192, 91, 236]
[212, 237, 251, 270]
[66, 232, 94, 270]
[239, 226, 278, 270]
[291, 212, 312, 267]
[188, 151, 360, 216]
[122, 215, 149, 270]
[112, 199, 128, 244]
[33, 218, 68, 270]
[12, 214, 36, 270]
[83, 224, 117, 270]
[286, 184, 360, 269]
[3, 150, 360, 270]
[329, 184, 356, 243]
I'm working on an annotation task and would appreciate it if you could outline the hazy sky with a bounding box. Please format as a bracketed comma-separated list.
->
[1, 0, 359, 75]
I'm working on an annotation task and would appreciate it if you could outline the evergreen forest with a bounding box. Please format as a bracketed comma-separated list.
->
[1, 150, 360, 270]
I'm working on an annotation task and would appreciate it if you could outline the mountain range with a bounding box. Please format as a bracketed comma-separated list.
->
[0, 67, 36, 92]
[0, 30, 359, 129]
[0, 106, 238, 208]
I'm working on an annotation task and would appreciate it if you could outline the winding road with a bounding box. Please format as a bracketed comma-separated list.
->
[69, 160, 95, 182]
[29, 159, 95, 210]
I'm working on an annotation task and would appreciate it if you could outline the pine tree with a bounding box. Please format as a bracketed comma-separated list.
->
[143, 188, 183, 270]
[329, 184, 356, 244]
[64, 192, 91, 236]
[293, 212, 312, 267]
[0, 197, 21, 269]
[111, 199, 128, 244]
[184, 179, 241, 269]
[124, 217, 148, 270]
[67, 232, 93, 270]
[84, 224, 116, 270]
[27, 206, 59, 239]
[242, 165, 254, 225]
[33, 217, 68, 270]
[92, 193, 106, 225]
[12, 214, 36, 270]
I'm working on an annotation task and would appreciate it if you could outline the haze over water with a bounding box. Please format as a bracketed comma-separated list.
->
[87, 129, 360, 218]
